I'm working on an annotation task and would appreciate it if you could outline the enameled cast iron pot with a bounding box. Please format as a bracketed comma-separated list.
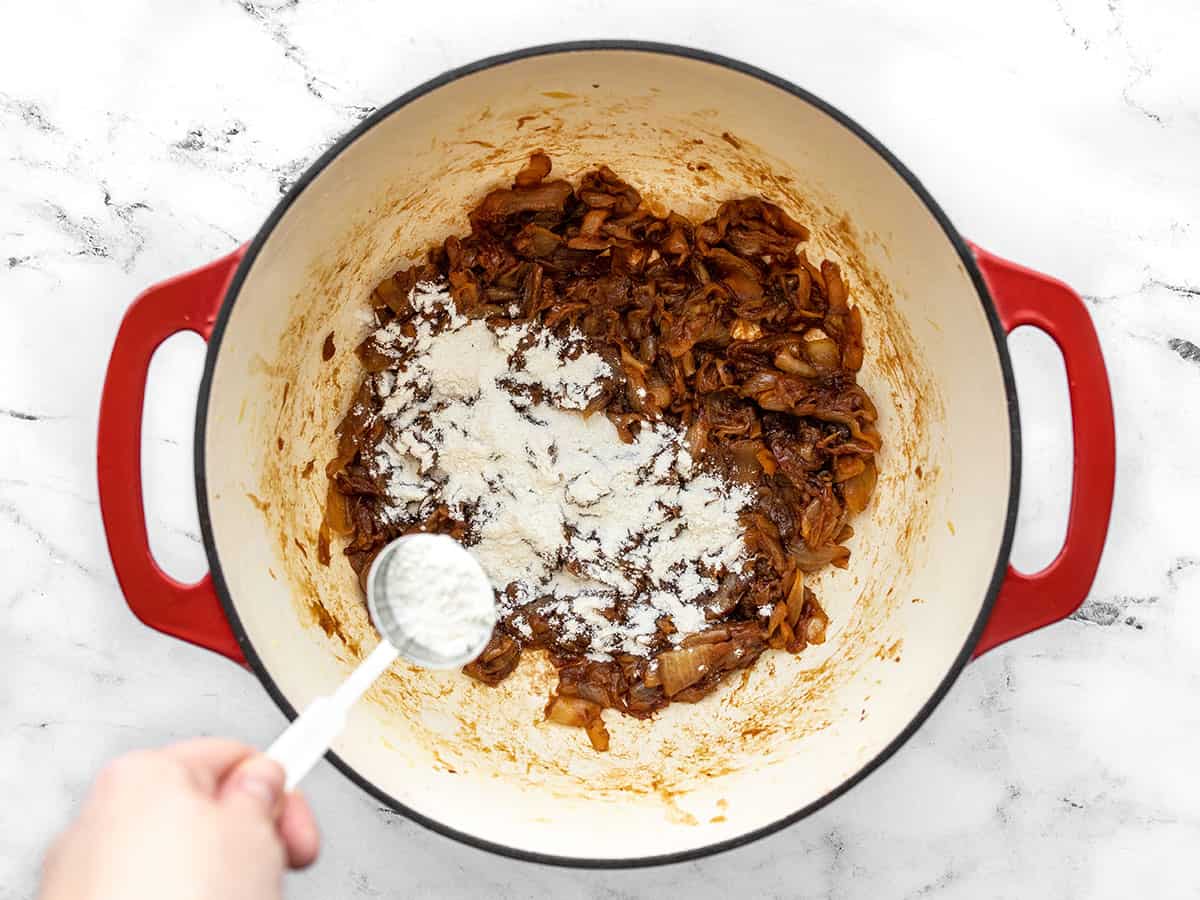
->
[97, 43, 1115, 867]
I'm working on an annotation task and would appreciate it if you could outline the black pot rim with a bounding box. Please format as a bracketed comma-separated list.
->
[194, 39, 1021, 870]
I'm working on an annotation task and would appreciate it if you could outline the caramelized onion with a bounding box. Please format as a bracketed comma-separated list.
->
[842, 306, 865, 371]
[513, 224, 562, 258]
[371, 276, 405, 315]
[464, 632, 521, 684]
[805, 606, 829, 644]
[329, 152, 882, 750]
[834, 455, 867, 482]
[684, 418, 710, 457]
[642, 661, 662, 688]
[785, 570, 806, 628]
[514, 150, 552, 187]
[658, 644, 726, 697]
[545, 695, 610, 751]
[356, 334, 397, 373]
[474, 180, 573, 220]
[546, 695, 599, 727]
[804, 334, 841, 371]
[841, 457, 877, 514]
[585, 716, 611, 752]
[774, 349, 817, 377]
[728, 440, 763, 482]
[792, 542, 851, 572]
[801, 491, 843, 547]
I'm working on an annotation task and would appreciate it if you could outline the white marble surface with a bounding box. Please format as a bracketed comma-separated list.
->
[2, 0, 1198, 896]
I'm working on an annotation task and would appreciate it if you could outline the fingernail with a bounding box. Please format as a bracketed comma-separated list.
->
[225, 756, 284, 812]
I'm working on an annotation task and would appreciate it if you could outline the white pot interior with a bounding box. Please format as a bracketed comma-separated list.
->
[201, 48, 1013, 860]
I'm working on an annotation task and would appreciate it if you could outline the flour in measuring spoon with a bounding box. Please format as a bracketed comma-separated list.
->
[375, 533, 495, 660]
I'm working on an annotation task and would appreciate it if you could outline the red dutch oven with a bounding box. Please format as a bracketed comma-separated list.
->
[98, 43, 1115, 866]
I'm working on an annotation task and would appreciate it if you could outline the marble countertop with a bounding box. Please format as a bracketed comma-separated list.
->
[2, 0, 1198, 896]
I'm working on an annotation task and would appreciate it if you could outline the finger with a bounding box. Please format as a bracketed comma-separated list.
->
[218, 754, 286, 821]
[163, 739, 258, 794]
[276, 791, 321, 869]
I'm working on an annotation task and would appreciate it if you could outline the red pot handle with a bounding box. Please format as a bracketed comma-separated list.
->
[970, 245, 1115, 655]
[98, 249, 247, 665]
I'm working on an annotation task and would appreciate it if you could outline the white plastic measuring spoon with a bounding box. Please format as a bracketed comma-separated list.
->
[266, 533, 496, 790]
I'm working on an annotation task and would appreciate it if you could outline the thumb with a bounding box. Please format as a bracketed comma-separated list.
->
[219, 755, 285, 820]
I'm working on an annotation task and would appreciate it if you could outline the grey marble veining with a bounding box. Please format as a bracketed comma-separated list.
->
[2, 0, 1198, 897]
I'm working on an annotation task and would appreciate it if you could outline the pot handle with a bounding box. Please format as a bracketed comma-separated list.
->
[98, 249, 247, 665]
[969, 245, 1116, 656]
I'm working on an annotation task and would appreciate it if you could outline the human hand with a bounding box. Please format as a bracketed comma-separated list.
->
[38, 739, 320, 900]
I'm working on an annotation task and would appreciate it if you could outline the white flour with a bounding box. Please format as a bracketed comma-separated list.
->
[366, 281, 751, 661]
[375, 533, 495, 660]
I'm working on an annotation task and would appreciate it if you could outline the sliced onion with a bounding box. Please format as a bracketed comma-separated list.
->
[356, 335, 397, 374]
[680, 350, 697, 377]
[800, 251, 826, 294]
[774, 350, 817, 377]
[785, 570, 806, 628]
[371, 276, 405, 314]
[545, 695, 610, 751]
[658, 644, 725, 697]
[706, 575, 741, 620]
[805, 603, 829, 644]
[822, 260, 848, 311]
[791, 265, 813, 309]
[647, 382, 672, 408]
[476, 180, 572, 218]
[856, 387, 880, 422]
[681, 625, 732, 647]
[514, 150, 552, 187]
[643, 661, 662, 688]
[514, 224, 561, 258]
[774, 618, 795, 650]
[729, 441, 763, 482]
[684, 418, 710, 457]
[801, 495, 844, 549]
[766, 602, 786, 635]
[663, 227, 689, 256]
[804, 336, 841, 370]
[842, 306, 864, 371]
[730, 318, 763, 341]
[584, 716, 610, 752]
[740, 369, 781, 398]
[792, 542, 850, 572]
[620, 346, 647, 375]
[545, 695, 599, 728]
[580, 208, 609, 236]
[746, 513, 788, 574]
[834, 455, 866, 483]
[842, 458, 877, 514]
